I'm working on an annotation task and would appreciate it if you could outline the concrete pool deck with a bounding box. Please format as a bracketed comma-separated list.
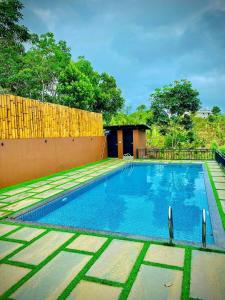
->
[0, 159, 225, 299]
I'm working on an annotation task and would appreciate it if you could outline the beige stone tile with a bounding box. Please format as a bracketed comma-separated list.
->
[5, 198, 40, 211]
[67, 280, 122, 300]
[0, 211, 12, 218]
[0, 264, 30, 295]
[221, 201, 225, 214]
[190, 250, 225, 300]
[10, 231, 73, 265]
[0, 192, 35, 203]
[49, 179, 72, 185]
[0, 195, 7, 200]
[214, 182, 225, 190]
[128, 265, 183, 300]
[57, 181, 81, 190]
[211, 171, 225, 177]
[0, 224, 18, 236]
[67, 235, 107, 253]
[28, 181, 50, 188]
[213, 176, 225, 183]
[0, 203, 8, 208]
[68, 174, 85, 179]
[87, 240, 143, 283]
[31, 185, 55, 192]
[144, 244, 185, 267]
[0, 241, 22, 260]
[46, 176, 67, 181]
[34, 189, 63, 199]
[75, 176, 94, 183]
[7, 227, 45, 241]
[12, 251, 91, 300]
[218, 190, 225, 200]
[3, 187, 31, 196]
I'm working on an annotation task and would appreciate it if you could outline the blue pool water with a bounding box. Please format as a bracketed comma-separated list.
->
[17, 163, 214, 244]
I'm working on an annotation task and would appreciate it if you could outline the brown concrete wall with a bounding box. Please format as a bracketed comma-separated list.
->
[0, 136, 107, 188]
[117, 130, 123, 159]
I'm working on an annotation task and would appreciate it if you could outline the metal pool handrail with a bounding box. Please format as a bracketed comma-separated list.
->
[202, 209, 206, 248]
[168, 206, 174, 244]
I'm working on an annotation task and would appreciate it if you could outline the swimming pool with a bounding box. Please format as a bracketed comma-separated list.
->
[15, 163, 215, 244]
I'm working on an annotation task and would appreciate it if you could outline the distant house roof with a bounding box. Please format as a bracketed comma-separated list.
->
[104, 124, 150, 131]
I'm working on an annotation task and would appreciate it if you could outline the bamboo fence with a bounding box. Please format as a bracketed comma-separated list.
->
[0, 95, 103, 139]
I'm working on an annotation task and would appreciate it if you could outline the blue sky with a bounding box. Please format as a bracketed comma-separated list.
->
[22, 0, 225, 111]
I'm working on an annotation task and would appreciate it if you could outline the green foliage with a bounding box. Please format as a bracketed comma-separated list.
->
[0, 0, 30, 42]
[219, 145, 225, 155]
[0, 0, 30, 92]
[212, 106, 221, 116]
[15, 32, 71, 101]
[149, 79, 200, 148]
[58, 57, 124, 121]
[210, 140, 219, 150]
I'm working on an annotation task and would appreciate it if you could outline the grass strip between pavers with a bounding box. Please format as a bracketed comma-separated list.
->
[181, 247, 192, 300]
[205, 162, 225, 230]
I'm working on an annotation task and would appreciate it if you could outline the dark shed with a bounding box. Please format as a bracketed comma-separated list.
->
[104, 124, 149, 159]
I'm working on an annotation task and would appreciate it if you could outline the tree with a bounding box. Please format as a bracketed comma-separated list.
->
[15, 32, 71, 101]
[136, 104, 147, 112]
[150, 79, 201, 147]
[0, 0, 30, 92]
[57, 57, 124, 121]
[57, 61, 95, 109]
[211, 106, 221, 116]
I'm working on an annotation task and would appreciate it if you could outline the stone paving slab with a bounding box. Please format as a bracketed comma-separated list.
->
[0, 211, 12, 218]
[49, 178, 72, 185]
[67, 174, 84, 179]
[31, 184, 55, 193]
[10, 231, 73, 265]
[213, 176, 225, 183]
[28, 181, 50, 188]
[87, 240, 143, 283]
[3, 187, 31, 196]
[46, 176, 67, 181]
[5, 198, 40, 211]
[0, 195, 8, 200]
[0, 240, 22, 260]
[217, 190, 225, 200]
[67, 235, 107, 253]
[190, 250, 225, 300]
[211, 171, 225, 177]
[128, 264, 183, 300]
[0, 192, 35, 203]
[7, 227, 45, 241]
[0, 224, 18, 236]
[214, 182, 225, 190]
[74, 176, 94, 182]
[11, 251, 91, 300]
[67, 280, 122, 300]
[57, 181, 81, 190]
[34, 189, 64, 199]
[144, 244, 185, 267]
[0, 264, 30, 295]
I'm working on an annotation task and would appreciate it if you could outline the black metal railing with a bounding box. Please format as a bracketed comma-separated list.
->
[136, 148, 215, 160]
[215, 150, 225, 168]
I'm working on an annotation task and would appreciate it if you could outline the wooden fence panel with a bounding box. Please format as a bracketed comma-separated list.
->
[0, 95, 103, 139]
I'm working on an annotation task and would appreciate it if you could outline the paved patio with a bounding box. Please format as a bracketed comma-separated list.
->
[0, 159, 225, 299]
